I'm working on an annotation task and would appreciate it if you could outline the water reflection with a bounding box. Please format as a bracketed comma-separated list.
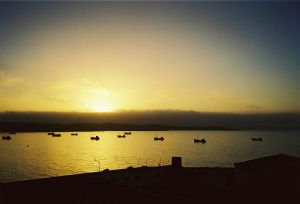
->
[0, 131, 300, 182]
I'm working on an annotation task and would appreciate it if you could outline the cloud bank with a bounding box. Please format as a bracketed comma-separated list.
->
[1, 110, 300, 130]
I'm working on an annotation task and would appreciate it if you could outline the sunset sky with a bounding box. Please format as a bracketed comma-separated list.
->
[1, 2, 300, 113]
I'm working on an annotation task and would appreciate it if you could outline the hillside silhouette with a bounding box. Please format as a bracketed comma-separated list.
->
[0, 122, 234, 132]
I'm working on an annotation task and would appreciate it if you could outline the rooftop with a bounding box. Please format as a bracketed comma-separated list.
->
[234, 154, 300, 171]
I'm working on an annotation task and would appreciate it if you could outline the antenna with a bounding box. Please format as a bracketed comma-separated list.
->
[94, 159, 100, 172]
[137, 159, 140, 167]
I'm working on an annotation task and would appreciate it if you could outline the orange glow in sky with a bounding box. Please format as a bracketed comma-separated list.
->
[0, 3, 299, 113]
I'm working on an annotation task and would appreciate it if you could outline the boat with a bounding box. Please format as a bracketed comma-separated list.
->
[154, 136, 164, 141]
[194, 138, 206, 143]
[2, 135, 12, 140]
[252, 137, 263, 141]
[124, 131, 132, 135]
[52, 133, 61, 137]
[117, 134, 126, 138]
[71, 133, 78, 136]
[91, 136, 100, 140]
[194, 136, 206, 143]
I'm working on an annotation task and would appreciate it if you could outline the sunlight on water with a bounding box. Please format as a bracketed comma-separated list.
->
[1, 131, 300, 182]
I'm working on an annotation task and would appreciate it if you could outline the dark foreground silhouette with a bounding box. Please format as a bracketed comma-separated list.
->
[1, 154, 299, 204]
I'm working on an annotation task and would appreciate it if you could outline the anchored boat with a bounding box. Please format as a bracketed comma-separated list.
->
[124, 131, 132, 135]
[194, 135, 206, 143]
[252, 137, 263, 141]
[2, 135, 12, 140]
[154, 136, 164, 141]
[91, 136, 100, 140]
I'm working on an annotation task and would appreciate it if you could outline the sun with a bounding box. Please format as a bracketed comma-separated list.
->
[83, 99, 115, 112]
[81, 88, 119, 112]
[89, 103, 114, 112]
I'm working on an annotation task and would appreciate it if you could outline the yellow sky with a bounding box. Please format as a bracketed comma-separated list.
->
[0, 3, 299, 113]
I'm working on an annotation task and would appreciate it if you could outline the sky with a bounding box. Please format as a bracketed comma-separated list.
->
[0, 2, 300, 114]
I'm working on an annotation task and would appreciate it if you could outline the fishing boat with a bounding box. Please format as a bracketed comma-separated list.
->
[194, 138, 206, 143]
[71, 133, 78, 136]
[52, 133, 61, 137]
[124, 131, 132, 135]
[194, 136, 206, 143]
[252, 137, 263, 141]
[154, 136, 164, 141]
[91, 136, 100, 140]
[2, 135, 12, 140]
[117, 134, 126, 138]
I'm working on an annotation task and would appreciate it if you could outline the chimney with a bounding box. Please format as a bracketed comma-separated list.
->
[172, 157, 182, 168]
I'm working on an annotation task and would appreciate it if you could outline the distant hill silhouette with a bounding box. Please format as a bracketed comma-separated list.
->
[0, 122, 235, 132]
[1, 111, 300, 130]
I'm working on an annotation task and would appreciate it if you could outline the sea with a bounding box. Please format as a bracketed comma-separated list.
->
[1, 130, 300, 183]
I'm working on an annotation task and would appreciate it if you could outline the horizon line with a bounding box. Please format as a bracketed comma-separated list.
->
[1, 109, 300, 115]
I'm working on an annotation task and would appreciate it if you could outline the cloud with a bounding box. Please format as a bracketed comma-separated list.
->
[243, 104, 262, 111]
[0, 71, 20, 87]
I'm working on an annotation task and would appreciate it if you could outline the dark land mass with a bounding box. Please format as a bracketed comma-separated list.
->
[0, 122, 236, 132]
[1, 154, 300, 204]
[1, 111, 300, 130]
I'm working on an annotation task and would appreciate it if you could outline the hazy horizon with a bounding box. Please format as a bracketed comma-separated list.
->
[1, 110, 300, 130]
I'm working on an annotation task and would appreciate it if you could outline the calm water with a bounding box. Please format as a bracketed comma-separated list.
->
[1, 131, 300, 183]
